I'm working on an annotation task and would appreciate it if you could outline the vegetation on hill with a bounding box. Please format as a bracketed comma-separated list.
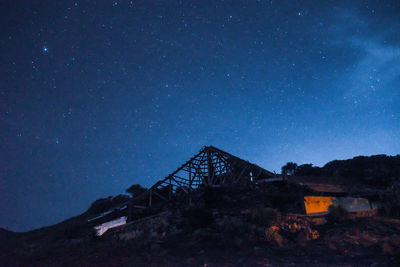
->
[86, 194, 130, 215]
[282, 154, 400, 187]
[1, 154, 400, 266]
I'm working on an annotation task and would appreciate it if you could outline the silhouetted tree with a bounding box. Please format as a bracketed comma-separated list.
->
[126, 184, 147, 197]
[295, 163, 322, 176]
[281, 162, 297, 175]
[322, 154, 400, 186]
[87, 194, 130, 214]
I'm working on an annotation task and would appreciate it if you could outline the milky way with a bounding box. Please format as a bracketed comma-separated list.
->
[1, 1, 399, 231]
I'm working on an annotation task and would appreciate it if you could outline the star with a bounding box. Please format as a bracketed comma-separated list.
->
[2, 0, 400, 234]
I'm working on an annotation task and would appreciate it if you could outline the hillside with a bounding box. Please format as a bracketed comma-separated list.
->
[283, 154, 400, 187]
[1, 153, 400, 266]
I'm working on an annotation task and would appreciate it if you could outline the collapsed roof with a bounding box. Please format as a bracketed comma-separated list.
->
[132, 146, 276, 207]
[88, 146, 382, 231]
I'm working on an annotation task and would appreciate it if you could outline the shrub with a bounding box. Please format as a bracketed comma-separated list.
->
[327, 205, 349, 222]
[87, 194, 130, 215]
[219, 216, 248, 235]
[181, 207, 215, 231]
[203, 187, 227, 209]
[380, 181, 400, 218]
[126, 184, 147, 197]
[252, 206, 280, 227]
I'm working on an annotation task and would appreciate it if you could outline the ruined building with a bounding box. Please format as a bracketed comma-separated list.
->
[89, 146, 380, 235]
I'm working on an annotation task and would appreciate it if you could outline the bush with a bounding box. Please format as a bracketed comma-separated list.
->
[87, 194, 130, 215]
[126, 184, 147, 197]
[50, 221, 89, 241]
[251, 207, 280, 227]
[219, 216, 248, 235]
[380, 181, 400, 218]
[327, 205, 349, 222]
[203, 187, 227, 208]
[181, 207, 215, 231]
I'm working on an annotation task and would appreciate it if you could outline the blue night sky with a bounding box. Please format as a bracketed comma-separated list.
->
[1, 1, 399, 231]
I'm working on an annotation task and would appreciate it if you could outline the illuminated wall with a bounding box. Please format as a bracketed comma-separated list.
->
[304, 196, 372, 215]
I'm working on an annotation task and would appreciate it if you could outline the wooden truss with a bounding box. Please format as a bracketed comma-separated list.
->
[132, 146, 276, 208]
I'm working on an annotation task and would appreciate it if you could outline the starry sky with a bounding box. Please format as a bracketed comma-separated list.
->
[1, 0, 399, 231]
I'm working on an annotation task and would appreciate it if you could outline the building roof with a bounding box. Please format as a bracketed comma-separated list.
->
[283, 175, 383, 196]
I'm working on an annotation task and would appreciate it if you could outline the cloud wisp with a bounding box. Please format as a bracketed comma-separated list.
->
[330, 8, 400, 105]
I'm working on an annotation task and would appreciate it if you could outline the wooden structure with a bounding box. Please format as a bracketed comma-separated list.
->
[131, 146, 276, 208]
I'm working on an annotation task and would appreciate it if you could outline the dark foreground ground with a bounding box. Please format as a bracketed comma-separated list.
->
[1, 215, 400, 266]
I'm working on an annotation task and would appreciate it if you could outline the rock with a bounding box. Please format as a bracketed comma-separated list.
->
[360, 233, 377, 247]
[297, 227, 319, 247]
[328, 242, 337, 250]
[297, 231, 308, 247]
[382, 242, 393, 255]
[309, 229, 319, 240]
[265, 226, 284, 247]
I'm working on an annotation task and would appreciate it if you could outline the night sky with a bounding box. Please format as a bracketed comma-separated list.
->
[1, 1, 399, 232]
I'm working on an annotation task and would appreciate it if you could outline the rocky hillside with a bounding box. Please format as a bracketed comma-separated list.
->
[1, 184, 400, 266]
[2, 154, 400, 266]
